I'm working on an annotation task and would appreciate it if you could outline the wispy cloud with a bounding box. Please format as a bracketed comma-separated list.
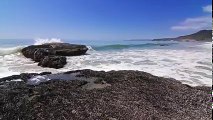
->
[171, 16, 211, 30]
[203, 5, 212, 13]
[171, 5, 212, 31]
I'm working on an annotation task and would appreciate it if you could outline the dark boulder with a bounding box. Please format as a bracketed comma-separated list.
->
[38, 56, 67, 69]
[48, 43, 88, 56]
[21, 43, 88, 68]
[21, 43, 88, 59]
[22, 45, 52, 59]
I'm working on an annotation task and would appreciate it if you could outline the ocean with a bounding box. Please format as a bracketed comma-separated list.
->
[0, 38, 212, 86]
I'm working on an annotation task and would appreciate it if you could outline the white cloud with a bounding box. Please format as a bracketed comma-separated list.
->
[171, 16, 212, 30]
[171, 5, 212, 31]
[203, 5, 212, 13]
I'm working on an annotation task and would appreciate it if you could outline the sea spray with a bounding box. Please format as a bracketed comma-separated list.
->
[0, 46, 24, 56]
[34, 38, 63, 45]
[0, 38, 64, 56]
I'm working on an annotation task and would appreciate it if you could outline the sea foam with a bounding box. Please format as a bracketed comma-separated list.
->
[0, 41, 211, 87]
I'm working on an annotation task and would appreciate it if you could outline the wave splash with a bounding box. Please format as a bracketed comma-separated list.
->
[0, 46, 24, 56]
[34, 38, 63, 45]
[0, 38, 64, 56]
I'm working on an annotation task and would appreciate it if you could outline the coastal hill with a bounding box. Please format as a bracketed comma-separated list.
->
[153, 30, 212, 41]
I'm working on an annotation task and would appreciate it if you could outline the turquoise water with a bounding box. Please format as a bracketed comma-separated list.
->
[0, 38, 203, 50]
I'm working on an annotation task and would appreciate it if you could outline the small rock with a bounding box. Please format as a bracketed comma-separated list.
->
[72, 110, 77, 114]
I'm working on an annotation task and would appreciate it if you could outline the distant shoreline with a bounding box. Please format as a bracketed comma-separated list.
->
[152, 30, 212, 42]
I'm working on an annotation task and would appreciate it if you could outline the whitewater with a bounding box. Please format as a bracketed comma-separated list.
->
[0, 38, 212, 86]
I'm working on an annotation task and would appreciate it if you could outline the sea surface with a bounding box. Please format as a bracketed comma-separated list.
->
[0, 38, 212, 86]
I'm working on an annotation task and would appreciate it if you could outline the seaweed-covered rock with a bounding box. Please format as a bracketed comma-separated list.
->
[0, 70, 211, 120]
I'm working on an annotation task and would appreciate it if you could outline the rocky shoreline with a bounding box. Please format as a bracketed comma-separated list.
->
[0, 70, 211, 120]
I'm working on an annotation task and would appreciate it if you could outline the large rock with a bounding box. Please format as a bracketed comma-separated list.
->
[0, 70, 211, 120]
[22, 43, 88, 59]
[21, 43, 88, 68]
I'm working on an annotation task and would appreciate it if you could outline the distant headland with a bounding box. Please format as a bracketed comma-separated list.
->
[153, 30, 212, 41]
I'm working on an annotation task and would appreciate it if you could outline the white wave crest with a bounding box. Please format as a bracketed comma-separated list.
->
[196, 42, 212, 49]
[86, 46, 95, 51]
[0, 46, 24, 56]
[34, 38, 63, 45]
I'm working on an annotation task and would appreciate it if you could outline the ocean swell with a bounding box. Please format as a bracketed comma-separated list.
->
[92, 43, 177, 51]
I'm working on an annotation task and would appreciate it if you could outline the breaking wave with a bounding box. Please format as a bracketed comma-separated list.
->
[0, 38, 65, 56]
[34, 38, 63, 45]
[0, 46, 24, 56]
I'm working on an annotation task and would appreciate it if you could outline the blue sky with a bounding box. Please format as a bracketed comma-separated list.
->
[0, 0, 212, 40]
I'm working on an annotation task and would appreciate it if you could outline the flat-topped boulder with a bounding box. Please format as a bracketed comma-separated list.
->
[21, 43, 88, 69]
[22, 43, 88, 59]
